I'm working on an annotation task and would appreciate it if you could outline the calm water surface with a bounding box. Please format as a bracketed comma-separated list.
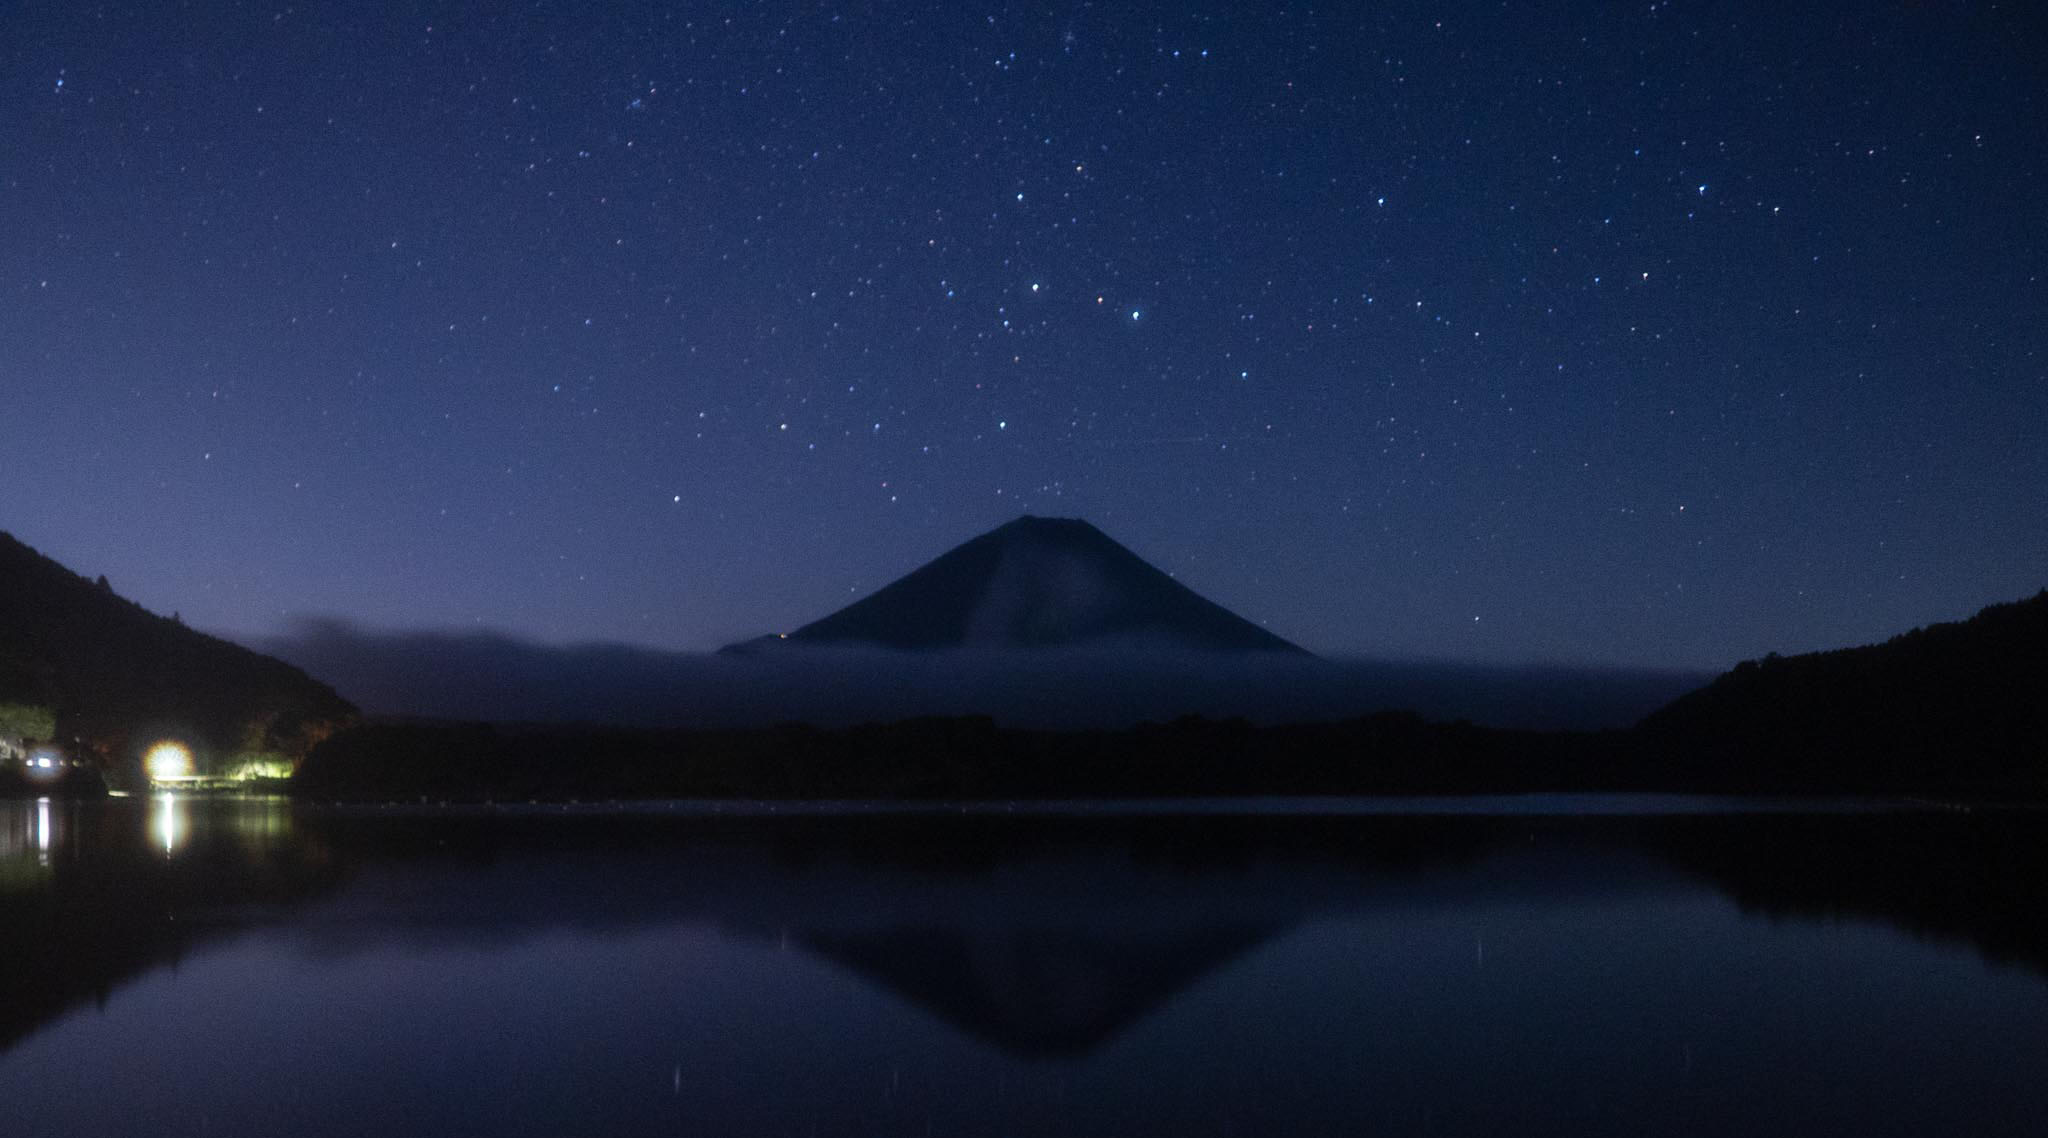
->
[2, 796, 2045, 1136]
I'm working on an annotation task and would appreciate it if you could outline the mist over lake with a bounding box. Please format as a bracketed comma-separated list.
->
[253, 617, 1710, 732]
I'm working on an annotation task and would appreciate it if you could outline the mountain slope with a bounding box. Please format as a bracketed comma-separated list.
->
[1637, 589, 2048, 792]
[759, 516, 1307, 655]
[0, 532, 357, 774]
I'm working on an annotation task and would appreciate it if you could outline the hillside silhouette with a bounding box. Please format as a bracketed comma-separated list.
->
[733, 515, 1307, 654]
[1640, 589, 2048, 794]
[0, 532, 357, 784]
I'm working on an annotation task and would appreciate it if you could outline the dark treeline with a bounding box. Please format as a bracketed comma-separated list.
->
[291, 711, 2033, 803]
[295, 713, 1619, 801]
[296, 588, 2048, 802]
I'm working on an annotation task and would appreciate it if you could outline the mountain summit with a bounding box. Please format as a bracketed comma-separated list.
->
[746, 516, 1308, 655]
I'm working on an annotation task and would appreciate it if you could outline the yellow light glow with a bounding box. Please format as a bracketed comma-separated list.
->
[227, 754, 294, 781]
[144, 740, 195, 782]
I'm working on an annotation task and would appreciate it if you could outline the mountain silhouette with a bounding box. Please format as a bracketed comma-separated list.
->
[734, 515, 1308, 655]
[1638, 588, 2048, 793]
[0, 532, 357, 781]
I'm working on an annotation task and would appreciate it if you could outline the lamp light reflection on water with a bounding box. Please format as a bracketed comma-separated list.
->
[36, 797, 51, 863]
[155, 794, 183, 856]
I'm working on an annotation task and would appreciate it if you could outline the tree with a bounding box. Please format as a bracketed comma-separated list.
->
[0, 702, 57, 757]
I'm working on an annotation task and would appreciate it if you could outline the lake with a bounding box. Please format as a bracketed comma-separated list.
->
[3, 795, 2045, 1136]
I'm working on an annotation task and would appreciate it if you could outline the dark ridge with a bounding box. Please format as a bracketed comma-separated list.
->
[756, 515, 1308, 655]
[0, 531, 358, 782]
[1638, 588, 2048, 794]
[292, 713, 1614, 802]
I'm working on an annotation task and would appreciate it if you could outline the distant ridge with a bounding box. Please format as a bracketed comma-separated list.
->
[736, 516, 1308, 655]
[0, 531, 357, 776]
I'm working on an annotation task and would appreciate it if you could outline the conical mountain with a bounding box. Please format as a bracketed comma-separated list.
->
[759, 516, 1308, 655]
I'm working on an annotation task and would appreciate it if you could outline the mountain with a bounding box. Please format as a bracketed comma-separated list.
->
[1637, 589, 2048, 793]
[0, 532, 357, 779]
[736, 515, 1308, 655]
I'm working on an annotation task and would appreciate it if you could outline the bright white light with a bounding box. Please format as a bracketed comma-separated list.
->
[26, 749, 61, 780]
[145, 740, 195, 782]
[156, 794, 181, 855]
[36, 798, 50, 853]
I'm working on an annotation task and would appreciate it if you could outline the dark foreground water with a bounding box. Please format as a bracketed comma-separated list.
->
[3, 796, 2046, 1137]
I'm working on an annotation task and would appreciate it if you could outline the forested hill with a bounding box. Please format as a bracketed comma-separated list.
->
[0, 532, 356, 776]
[1639, 590, 2048, 794]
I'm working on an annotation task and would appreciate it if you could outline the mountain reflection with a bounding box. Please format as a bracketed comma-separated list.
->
[1, 800, 2044, 1061]
[0, 796, 341, 1054]
[1647, 810, 2048, 976]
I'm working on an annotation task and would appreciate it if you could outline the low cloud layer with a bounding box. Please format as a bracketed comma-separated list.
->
[251, 618, 1713, 732]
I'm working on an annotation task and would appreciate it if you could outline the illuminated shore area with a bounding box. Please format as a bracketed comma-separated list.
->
[2, 738, 292, 800]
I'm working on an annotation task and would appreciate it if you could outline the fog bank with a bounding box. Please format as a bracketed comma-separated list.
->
[249, 618, 1712, 732]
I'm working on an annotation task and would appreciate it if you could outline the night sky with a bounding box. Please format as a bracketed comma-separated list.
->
[5, 1, 2043, 670]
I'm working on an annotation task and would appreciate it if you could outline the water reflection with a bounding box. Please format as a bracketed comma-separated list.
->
[0, 795, 331, 1054]
[154, 793, 179, 856]
[0, 800, 2044, 1134]
[0, 798, 59, 882]
[144, 793, 296, 860]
